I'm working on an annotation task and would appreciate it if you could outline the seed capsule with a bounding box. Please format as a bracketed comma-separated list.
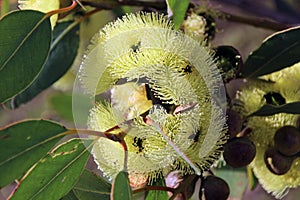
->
[223, 137, 256, 168]
[226, 109, 243, 138]
[264, 147, 294, 175]
[213, 46, 243, 82]
[200, 175, 230, 200]
[274, 126, 300, 156]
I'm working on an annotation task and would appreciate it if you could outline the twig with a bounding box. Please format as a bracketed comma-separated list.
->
[79, 0, 295, 32]
[133, 185, 175, 194]
[211, 0, 300, 24]
[120, 138, 128, 171]
[80, 0, 166, 10]
[68, 0, 295, 31]
[46, 0, 78, 17]
[66, 128, 126, 142]
[75, 0, 87, 10]
[220, 10, 293, 31]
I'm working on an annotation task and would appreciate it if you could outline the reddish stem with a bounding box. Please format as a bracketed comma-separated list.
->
[133, 185, 176, 194]
[46, 0, 77, 17]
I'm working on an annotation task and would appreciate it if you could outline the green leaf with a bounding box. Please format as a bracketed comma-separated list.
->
[0, 120, 67, 187]
[166, 0, 190, 29]
[11, 21, 80, 108]
[242, 26, 300, 77]
[112, 171, 133, 200]
[215, 166, 248, 199]
[66, 170, 111, 200]
[250, 101, 300, 116]
[0, 10, 51, 103]
[10, 138, 92, 200]
[145, 178, 168, 200]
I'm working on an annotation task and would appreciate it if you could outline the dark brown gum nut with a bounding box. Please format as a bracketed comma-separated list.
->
[200, 176, 230, 200]
[264, 147, 294, 175]
[226, 109, 243, 138]
[223, 137, 256, 168]
[185, 174, 199, 199]
[274, 125, 300, 156]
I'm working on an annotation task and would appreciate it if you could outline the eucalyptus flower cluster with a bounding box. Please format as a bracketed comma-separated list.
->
[79, 12, 227, 185]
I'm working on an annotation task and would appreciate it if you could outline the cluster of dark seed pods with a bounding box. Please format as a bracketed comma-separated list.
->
[166, 172, 230, 200]
[223, 110, 256, 168]
[264, 125, 300, 175]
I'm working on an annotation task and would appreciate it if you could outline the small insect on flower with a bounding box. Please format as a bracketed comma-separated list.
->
[76, 12, 227, 186]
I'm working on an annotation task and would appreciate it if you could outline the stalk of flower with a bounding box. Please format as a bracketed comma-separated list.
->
[233, 63, 300, 198]
[78, 12, 227, 186]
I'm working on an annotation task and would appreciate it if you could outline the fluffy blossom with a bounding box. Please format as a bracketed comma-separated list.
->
[78, 12, 227, 184]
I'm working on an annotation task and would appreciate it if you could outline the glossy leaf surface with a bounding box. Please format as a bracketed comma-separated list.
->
[242, 26, 300, 77]
[0, 120, 66, 187]
[0, 10, 51, 103]
[112, 171, 133, 200]
[166, 0, 190, 29]
[65, 170, 111, 200]
[12, 21, 79, 108]
[11, 138, 92, 200]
